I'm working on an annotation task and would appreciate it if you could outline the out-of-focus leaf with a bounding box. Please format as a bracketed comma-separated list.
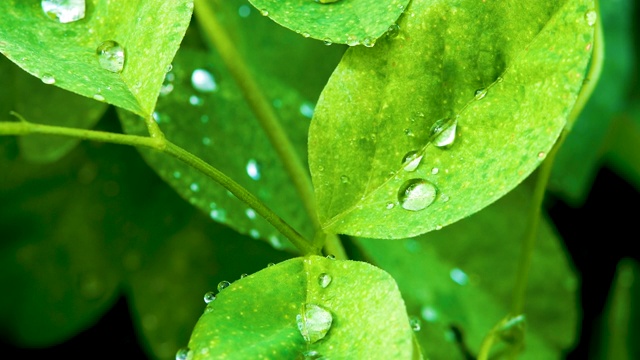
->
[309, 0, 595, 238]
[605, 109, 640, 193]
[0, 0, 193, 116]
[187, 255, 418, 359]
[595, 258, 640, 360]
[550, 0, 635, 205]
[356, 185, 578, 359]
[244, 0, 409, 46]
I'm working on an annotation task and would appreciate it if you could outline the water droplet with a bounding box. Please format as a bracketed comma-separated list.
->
[269, 235, 284, 250]
[340, 175, 350, 184]
[302, 32, 311, 38]
[217, 281, 231, 292]
[93, 94, 105, 101]
[41, 73, 55, 84]
[249, 229, 260, 239]
[398, 179, 437, 211]
[191, 68, 217, 93]
[209, 209, 227, 221]
[318, 273, 332, 288]
[41, 0, 85, 23]
[474, 88, 488, 100]
[496, 76, 504, 83]
[404, 128, 414, 137]
[585, 9, 597, 26]
[538, 151, 546, 159]
[203, 291, 216, 304]
[323, 38, 333, 46]
[240, 273, 249, 278]
[296, 304, 333, 343]
[96, 40, 125, 73]
[402, 151, 423, 172]
[449, 268, 469, 286]
[189, 95, 203, 106]
[410, 316, 422, 331]
[173, 171, 181, 179]
[430, 117, 458, 148]
[165, 64, 173, 72]
[431, 167, 439, 175]
[175, 347, 190, 360]
[421, 305, 438, 322]
[245, 208, 256, 219]
[326, 254, 336, 260]
[238, 4, 251, 17]
[435, 224, 443, 230]
[260, 9, 269, 16]
[398, 4, 405, 10]
[362, 37, 375, 47]
[387, 24, 400, 38]
[267, 262, 275, 267]
[299, 101, 315, 118]
[190, 183, 199, 192]
[246, 159, 261, 180]
[202, 137, 211, 146]
[346, 35, 359, 46]
[386, 202, 395, 209]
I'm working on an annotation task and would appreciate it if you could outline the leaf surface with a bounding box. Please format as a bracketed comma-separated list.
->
[246, 0, 409, 45]
[356, 185, 578, 359]
[0, 0, 193, 116]
[186, 255, 417, 359]
[309, 0, 595, 238]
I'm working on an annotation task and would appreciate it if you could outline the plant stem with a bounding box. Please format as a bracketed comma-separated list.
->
[194, 0, 329, 246]
[0, 116, 319, 255]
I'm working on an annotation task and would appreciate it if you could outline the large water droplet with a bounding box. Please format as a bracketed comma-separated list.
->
[402, 150, 423, 172]
[246, 159, 261, 180]
[203, 291, 216, 304]
[175, 347, 190, 360]
[585, 9, 597, 26]
[449, 268, 469, 286]
[191, 68, 217, 93]
[96, 40, 125, 73]
[41, 0, 85, 23]
[41, 73, 56, 85]
[296, 304, 333, 343]
[217, 280, 231, 292]
[430, 117, 458, 148]
[318, 273, 332, 288]
[398, 179, 437, 211]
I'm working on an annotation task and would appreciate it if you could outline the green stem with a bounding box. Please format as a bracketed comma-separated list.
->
[145, 113, 166, 140]
[194, 0, 331, 247]
[0, 116, 319, 255]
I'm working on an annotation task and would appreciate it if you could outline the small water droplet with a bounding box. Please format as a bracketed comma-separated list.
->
[217, 281, 231, 292]
[41, 0, 85, 23]
[165, 64, 173, 72]
[362, 37, 375, 47]
[189, 95, 203, 106]
[246, 159, 261, 180]
[296, 304, 333, 343]
[398, 178, 437, 211]
[41, 73, 56, 84]
[96, 40, 125, 73]
[431, 167, 439, 175]
[404, 128, 414, 137]
[410, 316, 422, 332]
[260, 9, 269, 16]
[387, 24, 400, 38]
[250, 229, 260, 239]
[449, 268, 469, 286]
[202, 137, 211, 146]
[175, 347, 190, 360]
[402, 150, 423, 172]
[326, 254, 336, 260]
[538, 151, 546, 159]
[173, 171, 181, 179]
[267, 262, 275, 267]
[340, 175, 350, 184]
[299, 101, 315, 118]
[318, 273, 332, 288]
[323, 38, 333, 46]
[209, 209, 227, 221]
[93, 94, 105, 101]
[346, 35, 359, 46]
[245, 208, 256, 219]
[421, 305, 438, 322]
[435, 224, 443, 230]
[430, 117, 458, 148]
[386, 202, 395, 209]
[240, 273, 249, 278]
[238, 4, 251, 17]
[203, 291, 216, 304]
[302, 32, 311, 38]
[190, 183, 200, 192]
[585, 9, 597, 26]
[440, 194, 450, 202]
[269, 235, 284, 250]
[191, 68, 217, 93]
[398, 4, 405, 10]
[474, 88, 488, 100]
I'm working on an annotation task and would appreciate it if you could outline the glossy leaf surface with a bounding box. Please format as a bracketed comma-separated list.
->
[309, 0, 595, 238]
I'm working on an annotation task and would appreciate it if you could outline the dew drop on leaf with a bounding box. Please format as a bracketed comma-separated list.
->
[362, 37, 375, 47]
[409, 316, 421, 332]
[430, 117, 458, 148]
[245, 208, 256, 219]
[175, 347, 190, 360]
[431, 167, 439, 175]
[191, 68, 217, 93]
[96, 40, 125, 73]
[449, 268, 469, 286]
[41, 73, 55, 84]
[260, 9, 269, 16]
[189, 95, 203, 106]
[420, 305, 438, 322]
[386, 24, 400, 38]
[585, 9, 597, 26]
[398, 179, 437, 211]
[296, 304, 333, 343]
[402, 150, 423, 172]
[386, 202, 395, 209]
[299, 101, 315, 118]
[217, 280, 231, 292]
[250, 229, 260, 239]
[93, 94, 105, 101]
[41, 0, 85, 23]
[318, 273, 332, 288]
[474, 88, 488, 100]
[203, 291, 216, 304]
[246, 159, 261, 180]
[267, 262, 275, 267]
[323, 39, 333, 46]
[190, 182, 200, 192]
[326, 254, 336, 260]
[340, 175, 350, 184]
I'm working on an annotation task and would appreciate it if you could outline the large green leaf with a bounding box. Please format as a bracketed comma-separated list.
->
[0, 0, 193, 116]
[549, 0, 635, 205]
[245, 0, 410, 46]
[186, 255, 418, 359]
[309, 0, 595, 238]
[355, 185, 578, 359]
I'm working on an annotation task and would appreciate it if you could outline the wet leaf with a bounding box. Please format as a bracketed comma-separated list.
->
[0, 0, 193, 116]
[356, 185, 578, 359]
[187, 255, 418, 359]
[245, 0, 409, 45]
[309, 0, 595, 238]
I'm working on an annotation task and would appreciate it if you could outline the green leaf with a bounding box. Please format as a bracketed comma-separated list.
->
[186, 255, 418, 359]
[245, 0, 409, 45]
[0, 0, 193, 116]
[355, 185, 578, 359]
[118, 48, 314, 248]
[309, 0, 595, 238]
[550, 0, 636, 205]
